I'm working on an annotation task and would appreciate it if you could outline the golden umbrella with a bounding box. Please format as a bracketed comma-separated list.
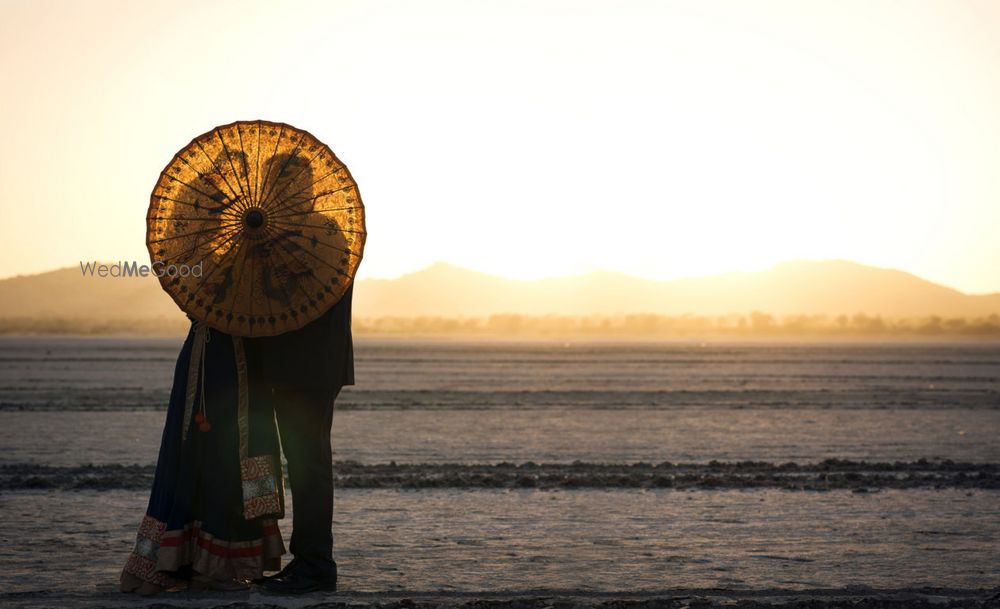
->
[146, 120, 366, 337]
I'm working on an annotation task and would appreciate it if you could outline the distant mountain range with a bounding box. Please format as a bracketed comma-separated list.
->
[1, 260, 998, 324]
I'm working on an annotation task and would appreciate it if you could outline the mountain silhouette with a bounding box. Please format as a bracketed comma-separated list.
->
[1, 260, 998, 324]
[354, 260, 1000, 317]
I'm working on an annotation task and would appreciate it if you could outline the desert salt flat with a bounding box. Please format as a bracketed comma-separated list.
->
[0, 488, 997, 600]
[0, 337, 998, 608]
[1, 407, 998, 467]
[1, 337, 998, 467]
[2, 338, 999, 411]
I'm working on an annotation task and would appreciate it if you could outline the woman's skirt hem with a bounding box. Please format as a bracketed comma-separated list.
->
[120, 514, 284, 591]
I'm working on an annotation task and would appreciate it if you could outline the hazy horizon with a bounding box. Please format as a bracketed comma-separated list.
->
[4, 256, 1000, 296]
[3, 258, 1000, 337]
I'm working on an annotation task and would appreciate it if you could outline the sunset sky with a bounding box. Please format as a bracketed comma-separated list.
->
[2, 0, 999, 293]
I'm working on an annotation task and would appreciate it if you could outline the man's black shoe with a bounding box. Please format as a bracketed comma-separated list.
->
[259, 561, 336, 595]
[253, 558, 303, 584]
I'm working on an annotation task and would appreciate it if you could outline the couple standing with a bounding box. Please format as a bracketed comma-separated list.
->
[120, 284, 354, 595]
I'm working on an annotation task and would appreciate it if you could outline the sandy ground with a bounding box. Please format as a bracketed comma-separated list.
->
[1, 488, 998, 608]
[3, 460, 998, 491]
[2, 339, 998, 608]
[4, 588, 999, 609]
[3, 338, 1000, 413]
[2, 408, 999, 467]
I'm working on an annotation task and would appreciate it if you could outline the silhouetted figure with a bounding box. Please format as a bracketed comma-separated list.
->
[244, 285, 353, 593]
[243, 150, 356, 594]
[120, 320, 286, 594]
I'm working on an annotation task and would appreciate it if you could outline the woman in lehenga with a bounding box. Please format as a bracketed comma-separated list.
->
[120, 316, 286, 594]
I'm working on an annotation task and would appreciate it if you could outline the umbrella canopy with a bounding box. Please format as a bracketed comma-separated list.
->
[146, 120, 365, 337]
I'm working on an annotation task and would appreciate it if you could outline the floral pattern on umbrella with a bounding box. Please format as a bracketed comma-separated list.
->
[146, 120, 366, 337]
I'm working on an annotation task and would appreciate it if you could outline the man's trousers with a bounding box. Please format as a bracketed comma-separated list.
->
[271, 382, 341, 571]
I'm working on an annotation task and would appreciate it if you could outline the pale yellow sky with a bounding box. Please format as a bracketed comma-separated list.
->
[2, 0, 999, 292]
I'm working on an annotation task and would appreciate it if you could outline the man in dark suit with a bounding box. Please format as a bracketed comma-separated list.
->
[247, 283, 354, 594]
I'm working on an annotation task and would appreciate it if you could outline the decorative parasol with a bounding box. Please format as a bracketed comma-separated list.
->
[146, 120, 366, 337]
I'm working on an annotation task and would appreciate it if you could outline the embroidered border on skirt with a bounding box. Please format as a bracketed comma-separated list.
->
[120, 514, 284, 587]
[121, 514, 174, 589]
